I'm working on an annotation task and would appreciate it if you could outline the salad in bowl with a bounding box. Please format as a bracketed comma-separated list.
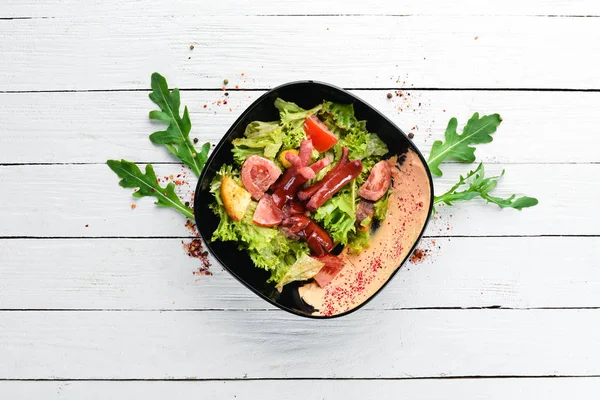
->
[195, 82, 433, 318]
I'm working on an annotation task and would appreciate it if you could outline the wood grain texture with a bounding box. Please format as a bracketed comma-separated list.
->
[0, 163, 593, 237]
[1, 309, 599, 379]
[0, 237, 599, 310]
[4, 0, 600, 18]
[1, 16, 599, 91]
[2, 378, 600, 400]
[2, 90, 599, 164]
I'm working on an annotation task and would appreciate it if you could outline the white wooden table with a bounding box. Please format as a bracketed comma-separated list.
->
[1, 1, 599, 398]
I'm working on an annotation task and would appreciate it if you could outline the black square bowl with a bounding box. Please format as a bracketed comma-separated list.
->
[194, 81, 434, 318]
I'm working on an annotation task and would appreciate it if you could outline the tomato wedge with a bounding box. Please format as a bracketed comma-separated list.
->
[304, 115, 338, 152]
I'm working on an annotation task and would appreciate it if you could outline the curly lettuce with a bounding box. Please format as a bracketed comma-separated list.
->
[312, 184, 357, 246]
[275, 98, 322, 149]
[210, 165, 310, 283]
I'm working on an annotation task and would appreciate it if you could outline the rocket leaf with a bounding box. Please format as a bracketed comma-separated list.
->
[433, 163, 538, 211]
[148, 72, 210, 177]
[427, 113, 502, 176]
[107, 159, 195, 220]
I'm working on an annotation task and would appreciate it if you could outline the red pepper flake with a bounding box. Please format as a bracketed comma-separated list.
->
[203, 104, 207, 108]
[410, 248, 430, 263]
[131, 204, 137, 209]
[217, 100, 222, 105]
[184, 239, 212, 275]
[235, 85, 239, 89]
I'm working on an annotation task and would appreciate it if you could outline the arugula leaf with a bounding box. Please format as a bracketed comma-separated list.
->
[107, 159, 195, 220]
[427, 113, 502, 177]
[434, 163, 538, 211]
[148, 72, 210, 177]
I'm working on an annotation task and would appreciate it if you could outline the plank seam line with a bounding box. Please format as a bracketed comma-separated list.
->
[1, 88, 600, 94]
[1, 162, 599, 167]
[0, 235, 597, 239]
[1, 375, 600, 381]
[0, 307, 599, 312]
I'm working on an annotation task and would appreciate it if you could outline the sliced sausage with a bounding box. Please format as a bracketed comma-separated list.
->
[241, 155, 282, 200]
[252, 195, 284, 227]
[305, 160, 363, 212]
[313, 255, 346, 287]
[358, 160, 391, 201]
[297, 147, 349, 201]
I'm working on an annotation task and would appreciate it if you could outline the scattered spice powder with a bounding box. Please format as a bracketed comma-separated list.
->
[410, 248, 429, 263]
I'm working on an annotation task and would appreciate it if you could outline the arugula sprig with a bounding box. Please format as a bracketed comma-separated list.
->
[433, 163, 538, 212]
[107, 160, 195, 220]
[428, 113, 502, 176]
[149, 72, 210, 177]
[107, 73, 209, 220]
[429, 112, 538, 213]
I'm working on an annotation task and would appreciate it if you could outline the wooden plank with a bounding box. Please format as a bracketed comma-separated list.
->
[0, 163, 595, 237]
[1, 16, 599, 91]
[0, 309, 598, 378]
[2, 90, 599, 164]
[4, 0, 600, 18]
[1, 378, 599, 400]
[1, 237, 598, 310]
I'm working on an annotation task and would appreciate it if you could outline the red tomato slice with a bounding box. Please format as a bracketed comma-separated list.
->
[304, 115, 338, 152]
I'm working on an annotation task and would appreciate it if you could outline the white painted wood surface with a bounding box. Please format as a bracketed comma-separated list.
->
[1, 237, 599, 310]
[0, 163, 595, 237]
[3, 90, 599, 164]
[1, 309, 599, 378]
[2, 16, 600, 91]
[3, 378, 600, 400]
[0, 0, 598, 398]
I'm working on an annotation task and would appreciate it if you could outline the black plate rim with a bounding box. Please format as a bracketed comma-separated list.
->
[194, 80, 435, 319]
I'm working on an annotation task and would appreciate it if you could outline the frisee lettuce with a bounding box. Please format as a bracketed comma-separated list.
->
[275, 98, 322, 150]
[231, 121, 283, 165]
[209, 165, 310, 283]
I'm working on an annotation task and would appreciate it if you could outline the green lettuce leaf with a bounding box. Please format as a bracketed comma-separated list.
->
[312, 186, 357, 246]
[373, 190, 391, 221]
[210, 165, 310, 283]
[319, 100, 388, 185]
[427, 113, 502, 177]
[434, 163, 539, 211]
[231, 121, 283, 164]
[107, 159, 194, 220]
[347, 229, 371, 254]
[148, 72, 210, 177]
[274, 98, 321, 149]
[275, 254, 325, 292]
